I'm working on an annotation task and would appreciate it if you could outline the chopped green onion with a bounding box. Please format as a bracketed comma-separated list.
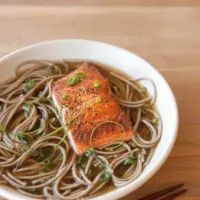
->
[24, 79, 35, 92]
[152, 117, 159, 125]
[61, 93, 67, 100]
[24, 102, 32, 116]
[124, 153, 137, 165]
[84, 149, 94, 157]
[81, 162, 86, 169]
[28, 188, 36, 193]
[17, 132, 27, 144]
[90, 121, 125, 151]
[124, 158, 135, 165]
[140, 86, 147, 93]
[77, 156, 84, 165]
[67, 72, 85, 86]
[131, 141, 137, 148]
[43, 159, 50, 165]
[55, 109, 71, 146]
[129, 152, 136, 160]
[42, 159, 52, 169]
[93, 80, 100, 88]
[105, 144, 122, 151]
[67, 75, 78, 86]
[50, 117, 57, 124]
[50, 65, 59, 74]
[21, 145, 29, 152]
[95, 96, 102, 103]
[76, 72, 85, 79]
[98, 163, 104, 169]
[100, 171, 111, 182]
[0, 124, 5, 132]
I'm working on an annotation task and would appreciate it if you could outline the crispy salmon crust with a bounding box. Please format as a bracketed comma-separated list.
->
[52, 62, 133, 154]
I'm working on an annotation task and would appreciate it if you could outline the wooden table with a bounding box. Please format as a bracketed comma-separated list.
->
[0, 1, 200, 199]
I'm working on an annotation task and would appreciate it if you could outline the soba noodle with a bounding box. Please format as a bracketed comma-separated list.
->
[0, 60, 162, 199]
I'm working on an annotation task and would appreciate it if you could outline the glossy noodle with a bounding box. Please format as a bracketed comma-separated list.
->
[0, 60, 162, 199]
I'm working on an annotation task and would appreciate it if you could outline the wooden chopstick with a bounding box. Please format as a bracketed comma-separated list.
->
[160, 189, 187, 200]
[138, 184, 185, 200]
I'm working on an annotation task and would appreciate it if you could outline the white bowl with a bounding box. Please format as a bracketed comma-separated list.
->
[0, 40, 179, 200]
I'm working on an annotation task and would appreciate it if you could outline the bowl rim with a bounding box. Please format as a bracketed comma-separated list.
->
[0, 39, 179, 200]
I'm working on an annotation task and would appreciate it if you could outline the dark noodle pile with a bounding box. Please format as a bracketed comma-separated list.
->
[0, 60, 162, 199]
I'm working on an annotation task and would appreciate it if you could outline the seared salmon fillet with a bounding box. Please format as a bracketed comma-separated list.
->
[52, 62, 133, 154]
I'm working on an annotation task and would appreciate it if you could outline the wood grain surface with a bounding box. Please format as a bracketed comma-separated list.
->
[0, 1, 200, 200]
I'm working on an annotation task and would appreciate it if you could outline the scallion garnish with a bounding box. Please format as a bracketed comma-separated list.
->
[76, 72, 85, 79]
[61, 93, 67, 100]
[124, 152, 137, 165]
[55, 108, 71, 146]
[50, 117, 57, 124]
[93, 80, 100, 88]
[98, 163, 104, 169]
[77, 156, 84, 165]
[84, 149, 94, 157]
[67, 72, 85, 86]
[24, 102, 32, 116]
[152, 117, 159, 125]
[0, 124, 5, 132]
[50, 65, 59, 74]
[28, 188, 36, 193]
[100, 171, 111, 182]
[17, 125, 43, 137]
[140, 86, 147, 93]
[21, 145, 29, 152]
[23, 79, 35, 92]
[90, 121, 125, 151]
[43, 159, 50, 165]
[95, 96, 102, 103]
[131, 141, 137, 148]
[17, 131, 27, 144]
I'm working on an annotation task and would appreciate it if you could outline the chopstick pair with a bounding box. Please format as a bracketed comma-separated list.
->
[138, 184, 187, 200]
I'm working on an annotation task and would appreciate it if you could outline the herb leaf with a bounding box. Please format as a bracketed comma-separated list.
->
[100, 171, 111, 182]
[131, 141, 137, 148]
[28, 188, 36, 193]
[124, 153, 137, 165]
[95, 96, 102, 103]
[17, 131, 27, 144]
[140, 86, 147, 93]
[61, 93, 67, 100]
[0, 124, 5, 132]
[24, 79, 35, 92]
[152, 117, 159, 125]
[84, 149, 94, 157]
[93, 80, 100, 88]
[77, 156, 84, 165]
[67, 72, 85, 86]
[76, 72, 85, 79]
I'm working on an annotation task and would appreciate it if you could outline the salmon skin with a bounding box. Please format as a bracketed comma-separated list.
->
[52, 62, 133, 154]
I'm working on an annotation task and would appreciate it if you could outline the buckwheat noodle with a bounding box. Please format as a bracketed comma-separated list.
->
[0, 60, 162, 199]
